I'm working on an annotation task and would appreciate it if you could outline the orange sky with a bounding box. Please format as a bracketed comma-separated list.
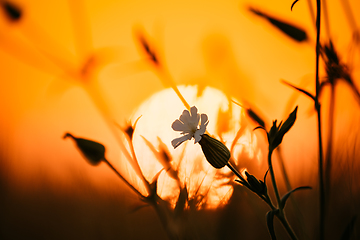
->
[0, 0, 359, 205]
[1, 0, 360, 239]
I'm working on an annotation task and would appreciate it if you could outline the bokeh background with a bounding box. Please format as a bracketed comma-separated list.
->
[1, 0, 360, 239]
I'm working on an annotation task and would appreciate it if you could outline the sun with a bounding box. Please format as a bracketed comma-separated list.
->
[130, 85, 262, 209]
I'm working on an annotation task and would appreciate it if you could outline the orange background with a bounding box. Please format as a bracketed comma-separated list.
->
[1, 0, 360, 239]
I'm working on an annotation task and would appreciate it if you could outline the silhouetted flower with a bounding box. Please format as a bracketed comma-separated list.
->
[244, 171, 268, 196]
[171, 106, 230, 169]
[256, 106, 298, 151]
[171, 106, 208, 148]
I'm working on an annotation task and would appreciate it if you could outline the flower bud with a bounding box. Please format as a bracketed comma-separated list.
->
[268, 106, 298, 151]
[245, 171, 267, 196]
[64, 133, 105, 166]
[198, 134, 230, 169]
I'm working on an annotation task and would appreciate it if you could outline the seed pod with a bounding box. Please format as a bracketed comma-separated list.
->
[64, 133, 105, 166]
[199, 134, 230, 169]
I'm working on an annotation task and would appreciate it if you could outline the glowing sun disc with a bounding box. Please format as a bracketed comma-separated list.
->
[131, 85, 260, 208]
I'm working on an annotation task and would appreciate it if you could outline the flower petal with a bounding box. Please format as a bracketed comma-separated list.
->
[190, 106, 199, 125]
[179, 109, 191, 124]
[171, 134, 192, 148]
[193, 131, 202, 143]
[196, 113, 208, 137]
[200, 113, 208, 127]
[171, 119, 185, 132]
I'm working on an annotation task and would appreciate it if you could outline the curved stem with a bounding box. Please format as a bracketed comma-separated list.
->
[128, 139, 152, 195]
[268, 150, 298, 240]
[151, 197, 178, 240]
[86, 84, 152, 196]
[268, 149, 281, 207]
[315, 0, 325, 238]
[226, 162, 247, 183]
[103, 158, 144, 198]
[226, 162, 277, 210]
[276, 212, 298, 240]
[316, 103, 325, 240]
[276, 147, 292, 191]
[324, 84, 335, 196]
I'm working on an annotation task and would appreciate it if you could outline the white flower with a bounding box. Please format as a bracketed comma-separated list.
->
[171, 106, 209, 148]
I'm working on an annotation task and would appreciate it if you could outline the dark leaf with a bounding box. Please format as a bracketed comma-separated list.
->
[149, 170, 163, 197]
[63, 133, 105, 166]
[249, 7, 307, 42]
[234, 179, 248, 186]
[266, 210, 278, 240]
[268, 107, 297, 150]
[174, 187, 188, 218]
[278, 106, 298, 136]
[280, 186, 311, 208]
[253, 126, 269, 142]
[253, 126, 266, 132]
[291, 0, 300, 11]
[247, 108, 265, 128]
[232, 100, 266, 128]
[281, 80, 316, 101]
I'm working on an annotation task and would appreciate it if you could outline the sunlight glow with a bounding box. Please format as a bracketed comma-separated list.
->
[130, 85, 262, 208]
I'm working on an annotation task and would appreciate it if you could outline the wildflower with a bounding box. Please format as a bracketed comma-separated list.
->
[171, 106, 208, 148]
[171, 106, 230, 169]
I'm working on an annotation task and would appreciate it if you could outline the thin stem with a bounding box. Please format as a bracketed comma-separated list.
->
[268, 150, 298, 240]
[103, 158, 144, 198]
[316, 104, 325, 240]
[315, 0, 325, 238]
[276, 147, 292, 191]
[276, 212, 298, 240]
[157, 67, 190, 110]
[150, 196, 177, 240]
[268, 149, 281, 207]
[226, 162, 247, 184]
[228, 157, 298, 239]
[86, 84, 152, 196]
[128, 137, 152, 195]
[325, 84, 335, 196]
[226, 161, 276, 210]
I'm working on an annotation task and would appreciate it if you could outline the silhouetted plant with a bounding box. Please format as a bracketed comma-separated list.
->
[171, 105, 311, 240]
